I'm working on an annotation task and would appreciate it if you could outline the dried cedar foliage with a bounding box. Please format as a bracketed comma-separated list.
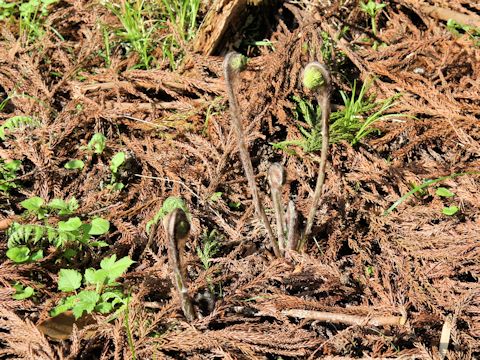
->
[1, 0, 480, 358]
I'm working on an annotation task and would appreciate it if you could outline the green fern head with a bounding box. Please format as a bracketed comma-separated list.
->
[303, 65, 325, 91]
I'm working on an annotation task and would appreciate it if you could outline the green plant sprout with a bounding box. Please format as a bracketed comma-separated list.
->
[360, 0, 386, 36]
[6, 196, 110, 263]
[107, 151, 126, 190]
[86, 133, 107, 154]
[0, 0, 58, 43]
[51, 254, 134, 319]
[273, 80, 402, 154]
[146, 196, 189, 233]
[436, 187, 460, 216]
[384, 172, 480, 215]
[447, 19, 480, 46]
[64, 159, 84, 170]
[301, 62, 331, 244]
[197, 230, 221, 271]
[12, 282, 35, 300]
[0, 159, 21, 193]
[104, 0, 156, 69]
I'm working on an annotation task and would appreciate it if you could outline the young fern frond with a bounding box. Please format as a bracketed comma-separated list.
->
[223, 51, 281, 258]
[302, 62, 332, 243]
[0, 116, 41, 140]
[164, 208, 196, 321]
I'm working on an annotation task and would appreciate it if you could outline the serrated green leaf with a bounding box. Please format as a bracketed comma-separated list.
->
[64, 159, 84, 170]
[100, 255, 134, 284]
[88, 218, 110, 235]
[6, 246, 30, 263]
[58, 217, 82, 232]
[48, 198, 68, 210]
[95, 301, 113, 314]
[442, 206, 459, 216]
[436, 187, 455, 198]
[58, 269, 82, 292]
[84, 268, 108, 286]
[20, 196, 44, 211]
[50, 295, 77, 317]
[72, 290, 100, 319]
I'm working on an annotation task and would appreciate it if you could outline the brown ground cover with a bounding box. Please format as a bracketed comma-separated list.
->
[1, 0, 480, 358]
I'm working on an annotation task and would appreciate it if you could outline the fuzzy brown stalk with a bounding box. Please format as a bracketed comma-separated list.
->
[268, 163, 287, 255]
[303, 62, 332, 243]
[286, 200, 299, 251]
[282, 309, 407, 327]
[164, 208, 196, 322]
[223, 52, 281, 258]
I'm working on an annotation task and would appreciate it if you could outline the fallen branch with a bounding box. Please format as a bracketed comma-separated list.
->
[282, 309, 407, 327]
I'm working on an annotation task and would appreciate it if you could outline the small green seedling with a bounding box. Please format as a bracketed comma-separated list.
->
[359, 0, 386, 36]
[146, 196, 189, 233]
[86, 133, 107, 154]
[12, 282, 35, 300]
[447, 19, 480, 46]
[436, 187, 460, 216]
[64, 159, 84, 170]
[435, 187, 455, 198]
[197, 230, 221, 271]
[442, 206, 459, 216]
[52, 254, 134, 319]
[108, 151, 126, 190]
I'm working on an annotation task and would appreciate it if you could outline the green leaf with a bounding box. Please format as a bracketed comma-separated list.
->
[12, 285, 35, 300]
[95, 301, 113, 314]
[84, 268, 108, 286]
[72, 290, 100, 319]
[88, 218, 110, 235]
[109, 152, 125, 173]
[6, 246, 30, 263]
[30, 249, 43, 261]
[20, 196, 44, 211]
[58, 269, 82, 292]
[51, 295, 77, 317]
[209, 192, 222, 202]
[442, 206, 459, 216]
[436, 187, 455, 198]
[48, 198, 68, 210]
[58, 217, 82, 232]
[100, 255, 134, 284]
[64, 159, 84, 170]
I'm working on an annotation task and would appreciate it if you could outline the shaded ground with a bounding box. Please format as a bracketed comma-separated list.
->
[1, 0, 480, 359]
